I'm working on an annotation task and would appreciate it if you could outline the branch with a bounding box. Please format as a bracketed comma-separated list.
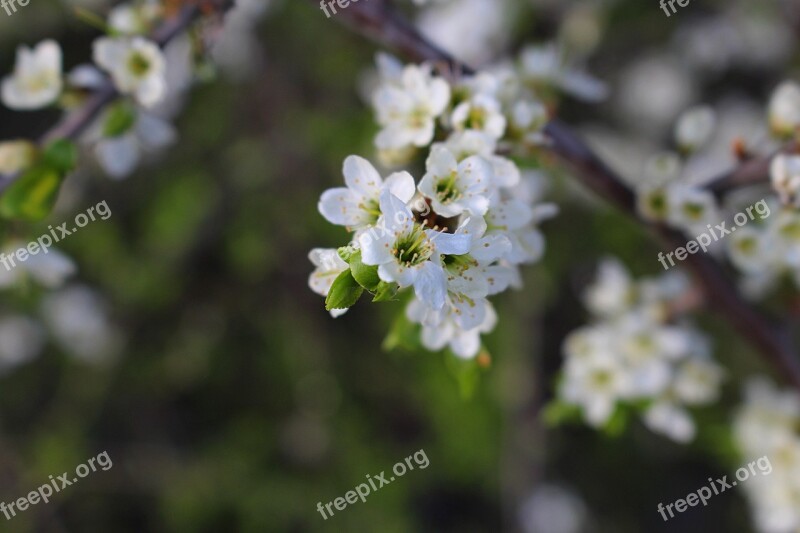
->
[705, 141, 797, 197]
[318, 0, 800, 390]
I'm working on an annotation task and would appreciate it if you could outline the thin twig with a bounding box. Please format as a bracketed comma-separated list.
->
[317, 0, 800, 390]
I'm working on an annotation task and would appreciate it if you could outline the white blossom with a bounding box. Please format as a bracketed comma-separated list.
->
[93, 36, 166, 108]
[1, 40, 63, 110]
[372, 64, 451, 150]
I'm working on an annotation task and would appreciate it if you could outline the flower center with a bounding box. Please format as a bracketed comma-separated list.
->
[392, 225, 433, 266]
[435, 171, 462, 204]
[128, 52, 151, 77]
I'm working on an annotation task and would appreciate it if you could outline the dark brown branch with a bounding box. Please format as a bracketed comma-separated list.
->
[705, 141, 797, 197]
[320, 0, 800, 390]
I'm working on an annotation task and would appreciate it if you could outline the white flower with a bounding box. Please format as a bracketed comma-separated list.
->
[583, 258, 635, 317]
[441, 130, 520, 188]
[308, 248, 349, 318]
[672, 357, 725, 405]
[0, 316, 44, 373]
[561, 350, 630, 427]
[0, 244, 75, 289]
[372, 64, 451, 150]
[418, 145, 493, 217]
[771, 154, 800, 208]
[108, 0, 162, 35]
[41, 285, 122, 362]
[675, 106, 716, 152]
[451, 93, 507, 140]
[318, 156, 415, 230]
[358, 190, 471, 310]
[92, 110, 176, 179]
[768, 81, 800, 137]
[0, 140, 36, 174]
[518, 44, 608, 102]
[1, 40, 63, 110]
[665, 185, 719, 232]
[407, 297, 497, 359]
[643, 401, 696, 443]
[93, 37, 166, 108]
[727, 226, 774, 274]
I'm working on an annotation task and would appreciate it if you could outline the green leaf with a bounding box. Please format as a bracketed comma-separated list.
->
[102, 102, 136, 138]
[542, 401, 583, 427]
[325, 269, 363, 311]
[0, 167, 64, 221]
[42, 139, 78, 173]
[0, 139, 78, 221]
[349, 250, 380, 291]
[372, 281, 398, 302]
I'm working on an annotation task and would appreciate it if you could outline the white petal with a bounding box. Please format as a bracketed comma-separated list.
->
[429, 230, 471, 256]
[318, 187, 366, 227]
[413, 262, 447, 310]
[343, 155, 382, 197]
[383, 171, 416, 203]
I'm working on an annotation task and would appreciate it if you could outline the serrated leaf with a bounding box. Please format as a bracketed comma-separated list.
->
[349, 250, 380, 291]
[325, 269, 363, 311]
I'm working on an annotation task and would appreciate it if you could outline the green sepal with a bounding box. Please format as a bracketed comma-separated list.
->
[372, 281, 398, 302]
[0, 139, 77, 221]
[325, 269, 364, 311]
[102, 101, 136, 138]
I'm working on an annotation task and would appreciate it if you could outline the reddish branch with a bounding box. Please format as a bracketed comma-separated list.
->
[318, 0, 800, 390]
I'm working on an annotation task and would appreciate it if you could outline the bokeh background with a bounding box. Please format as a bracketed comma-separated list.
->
[0, 0, 798, 531]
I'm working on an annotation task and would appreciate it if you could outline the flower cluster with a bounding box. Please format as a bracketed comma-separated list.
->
[0, 0, 257, 179]
[309, 55, 563, 358]
[556, 259, 724, 442]
[734, 379, 800, 533]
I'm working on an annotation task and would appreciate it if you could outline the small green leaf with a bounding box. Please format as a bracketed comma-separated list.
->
[42, 139, 78, 173]
[0, 167, 64, 221]
[102, 102, 136, 138]
[349, 250, 380, 291]
[325, 269, 363, 311]
[542, 401, 583, 427]
[372, 281, 398, 302]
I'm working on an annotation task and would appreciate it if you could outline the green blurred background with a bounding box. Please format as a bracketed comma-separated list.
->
[0, 0, 797, 531]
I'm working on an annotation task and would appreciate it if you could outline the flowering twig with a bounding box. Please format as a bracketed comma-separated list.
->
[0, 0, 233, 193]
[316, 0, 800, 390]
